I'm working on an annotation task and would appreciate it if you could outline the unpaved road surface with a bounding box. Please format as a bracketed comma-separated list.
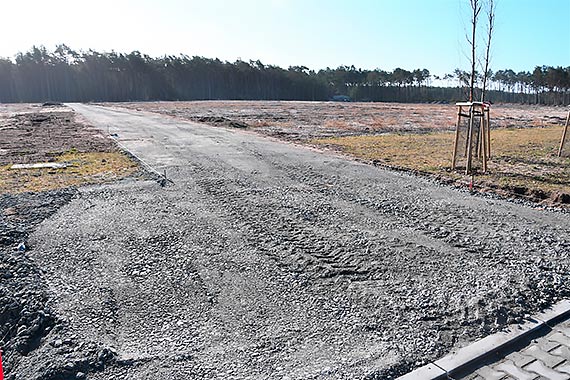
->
[23, 104, 570, 379]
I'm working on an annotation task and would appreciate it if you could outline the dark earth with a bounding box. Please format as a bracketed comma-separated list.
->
[0, 189, 118, 380]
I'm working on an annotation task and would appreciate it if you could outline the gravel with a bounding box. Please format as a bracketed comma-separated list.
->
[0, 189, 120, 380]
[4, 104, 570, 379]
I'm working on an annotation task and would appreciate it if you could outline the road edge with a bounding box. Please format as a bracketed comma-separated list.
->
[397, 299, 570, 380]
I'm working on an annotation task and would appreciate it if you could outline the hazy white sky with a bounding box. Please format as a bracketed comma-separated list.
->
[1, 0, 569, 76]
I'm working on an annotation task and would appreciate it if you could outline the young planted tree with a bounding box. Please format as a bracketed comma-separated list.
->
[453, 0, 496, 173]
[480, 0, 495, 159]
[467, 0, 482, 102]
[480, 0, 495, 101]
[465, 0, 495, 102]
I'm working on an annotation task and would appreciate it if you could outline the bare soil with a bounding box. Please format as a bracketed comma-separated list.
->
[0, 103, 138, 193]
[0, 104, 114, 165]
[104, 101, 568, 141]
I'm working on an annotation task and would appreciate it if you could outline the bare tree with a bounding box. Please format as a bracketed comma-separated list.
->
[480, 0, 496, 101]
[467, 0, 482, 102]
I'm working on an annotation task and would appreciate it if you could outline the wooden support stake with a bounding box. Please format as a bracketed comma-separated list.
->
[452, 106, 462, 169]
[475, 115, 481, 159]
[479, 113, 485, 159]
[464, 115, 470, 158]
[480, 112, 487, 172]
[466, 106, 475, 174]
[486, 107, 491, 159]
[558, 110, 570, 157]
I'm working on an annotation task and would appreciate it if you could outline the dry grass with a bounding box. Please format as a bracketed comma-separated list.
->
[312, 125, 570, 203]
[323, 119, 354, 130]
[0, 151, 138, 194]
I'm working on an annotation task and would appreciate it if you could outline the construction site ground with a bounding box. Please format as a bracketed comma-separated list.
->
[0, 102, 569, 379]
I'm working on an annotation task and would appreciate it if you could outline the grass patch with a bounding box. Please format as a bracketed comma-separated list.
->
[0, 151, 138, 194]
[312, 125, 570, 204]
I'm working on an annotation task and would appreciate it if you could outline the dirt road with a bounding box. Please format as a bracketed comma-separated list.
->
[23, 104, 570, 379]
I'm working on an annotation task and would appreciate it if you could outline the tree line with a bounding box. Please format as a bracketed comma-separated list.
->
[0, 45, 568, 105]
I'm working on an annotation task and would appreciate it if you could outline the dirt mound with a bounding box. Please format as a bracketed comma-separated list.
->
[41, 102, 64, 107]
[192, 115, 248, 129]
[551, 191, 570, 204]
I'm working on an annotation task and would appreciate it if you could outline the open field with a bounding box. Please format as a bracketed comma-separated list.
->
[0, 103, 138, 193]
[108, 101, 570, 205]
[107, 100, 568, 140]
[1, 103, 570, 379]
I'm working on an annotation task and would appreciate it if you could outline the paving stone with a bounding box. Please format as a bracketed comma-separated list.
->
[494, 360, 538, 380]
[523, 345, 566, 367]
[558, 326, 570, 339]
[536, 302, 570, 326]
[505, 352, 536, 368]
[451, 313, 570, 380]
[463, 374, 485, 380]
[475, 365, 508, 380]
[554, 362, 570, 375]
[455, 313, 570, 380]
[551, 346, 570, 359]
[524, 360, 570, 380]
[436, 318, 545, 376]
[550, 332, 570, 347]
[533, 336, 561, 352]
[396, 363, 446, 380]
[559, 321, 570, 330]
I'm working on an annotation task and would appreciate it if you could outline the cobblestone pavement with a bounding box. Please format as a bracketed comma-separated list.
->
[461, 317, 570, 380]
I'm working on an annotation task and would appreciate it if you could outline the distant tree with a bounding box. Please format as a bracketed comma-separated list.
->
[531, 66, 545, 103]
[0, 45, 567, 105]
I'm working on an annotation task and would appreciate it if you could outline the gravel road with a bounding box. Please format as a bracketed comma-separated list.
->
[20, 104, 570, 379]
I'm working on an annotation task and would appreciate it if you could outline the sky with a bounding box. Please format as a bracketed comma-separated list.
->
[1, 0, 569, 77]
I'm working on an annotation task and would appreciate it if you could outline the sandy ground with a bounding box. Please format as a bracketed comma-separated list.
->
[103, 101, 569, 141]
